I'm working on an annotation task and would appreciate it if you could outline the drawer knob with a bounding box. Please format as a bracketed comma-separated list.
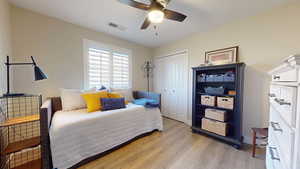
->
[274, 98, 291, 106]
[270, 122, 283, 132]
[269, 147, 280, 161]
[268, 93, 276, 97]
[273, 75, 280, 80]
[279, 101, 291, 106]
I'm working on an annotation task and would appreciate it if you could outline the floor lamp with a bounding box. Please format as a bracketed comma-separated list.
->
[4, 56, 47, 97]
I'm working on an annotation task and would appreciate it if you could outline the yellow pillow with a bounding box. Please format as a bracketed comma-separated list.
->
[81, 91, 109, 112]
[108, 92, 123, 98]
[108, 92, 129, 104]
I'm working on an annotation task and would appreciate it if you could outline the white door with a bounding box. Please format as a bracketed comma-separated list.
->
[153, 52, 188, 123]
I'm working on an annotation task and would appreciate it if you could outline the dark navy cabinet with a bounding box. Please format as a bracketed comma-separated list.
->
[192, 63, 245, 148]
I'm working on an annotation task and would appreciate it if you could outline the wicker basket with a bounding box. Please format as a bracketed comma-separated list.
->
[217, 97, 234, 110]
[205, 108, 227, 122]
[201, 95, 215, 106]
[202, 118, 228, 136]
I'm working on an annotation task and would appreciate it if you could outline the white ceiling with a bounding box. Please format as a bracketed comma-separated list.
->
[8, 0, 294, 47]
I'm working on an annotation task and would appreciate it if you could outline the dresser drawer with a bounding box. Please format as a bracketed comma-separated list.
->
[272, 69, 298, 82]
[270, 106, 294, 169]
[267, 131, 286, 169]
[266, 146, 283, 169]
[270, 85, 281, 99]
[269, 85, 297, 127]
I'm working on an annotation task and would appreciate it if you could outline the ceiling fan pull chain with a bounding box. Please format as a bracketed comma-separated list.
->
[154, 25, 159, 36]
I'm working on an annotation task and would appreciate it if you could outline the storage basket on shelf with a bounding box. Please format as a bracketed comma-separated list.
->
[0, 95, 42, 169]
[205, 108, 227, 122]
[217, 97, 234, 110]
[204, 86, 225, 95]
[201, 95, 215, 106]
[201, 118, 228, 136]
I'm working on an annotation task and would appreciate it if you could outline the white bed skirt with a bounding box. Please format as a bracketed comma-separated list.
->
[49, 103, 163, 169]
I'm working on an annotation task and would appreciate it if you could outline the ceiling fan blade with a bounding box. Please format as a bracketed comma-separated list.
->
[141, 17, 151, 30]
[164, 9, 187, 22]
[118, 0, 150, 10]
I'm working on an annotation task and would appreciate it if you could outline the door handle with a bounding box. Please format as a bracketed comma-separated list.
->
[270, 122, 283, 132]
[269, 147, 280, 161]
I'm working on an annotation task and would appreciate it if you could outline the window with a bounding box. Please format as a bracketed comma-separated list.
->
[84, 39, 132, 89]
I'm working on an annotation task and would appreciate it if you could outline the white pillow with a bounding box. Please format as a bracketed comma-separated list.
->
[111, 88, 134, 102]
[60, 88, 96, 111]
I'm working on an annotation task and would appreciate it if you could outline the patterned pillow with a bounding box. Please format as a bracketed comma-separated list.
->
[100, 98, 126, 111]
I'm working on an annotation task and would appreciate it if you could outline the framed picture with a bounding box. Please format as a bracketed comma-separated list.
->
[205, 46, 239, 65]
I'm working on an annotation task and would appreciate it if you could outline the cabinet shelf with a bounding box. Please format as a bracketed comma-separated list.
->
[197, 81, 235, 84]
[11, 159, 41, 169]
[192, 63, 245, 148]
[0, 114, 40, 127]
[197, 104, 234, 111]
[1, 136, 40, 155]
[197, 92, 236, 97]
[191, 126, 241, 147]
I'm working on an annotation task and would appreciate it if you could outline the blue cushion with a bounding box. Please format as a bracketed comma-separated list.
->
[133, 98, 159, 108]
[100, 98, 126, 111]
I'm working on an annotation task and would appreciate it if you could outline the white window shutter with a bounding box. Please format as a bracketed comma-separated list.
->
[112, 52, 129, 89]
[88, 48, 111, 88]
[85, 40, 131, 89]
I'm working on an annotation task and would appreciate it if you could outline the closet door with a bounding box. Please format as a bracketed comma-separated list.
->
[154, 52, 188, 123]
[172, 53, 188, 122]
[154, 57, 168, 116]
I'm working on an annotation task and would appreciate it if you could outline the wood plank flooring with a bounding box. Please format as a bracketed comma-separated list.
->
[79, 118, 266, 169]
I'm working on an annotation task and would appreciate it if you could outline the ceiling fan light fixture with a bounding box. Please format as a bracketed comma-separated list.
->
[148, 10, 164, 23]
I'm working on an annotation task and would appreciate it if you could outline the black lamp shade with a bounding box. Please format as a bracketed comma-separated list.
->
[34, 66, 47, 81]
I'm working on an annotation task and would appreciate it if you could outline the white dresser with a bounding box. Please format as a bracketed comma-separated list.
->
[267, 55, 300, 169]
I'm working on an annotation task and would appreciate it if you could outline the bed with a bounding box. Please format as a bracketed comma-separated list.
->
[40, 91, 163, 169]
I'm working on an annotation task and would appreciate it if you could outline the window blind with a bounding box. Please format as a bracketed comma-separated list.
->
[86, 43, 131, 89]
[112, 52, 129, 89]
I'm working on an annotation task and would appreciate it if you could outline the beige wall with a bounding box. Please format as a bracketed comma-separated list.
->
[0, 0, 12, 95]
[11, 6, 153, 98]
[154, 1, 300, 142]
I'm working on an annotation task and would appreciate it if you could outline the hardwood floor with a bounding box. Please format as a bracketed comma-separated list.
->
[79, 118, 266, 169]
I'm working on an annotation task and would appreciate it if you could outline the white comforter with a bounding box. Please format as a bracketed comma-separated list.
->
[50, 103, 163, 169]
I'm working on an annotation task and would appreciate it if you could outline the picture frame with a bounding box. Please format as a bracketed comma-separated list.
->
[205, 46, 239, 65]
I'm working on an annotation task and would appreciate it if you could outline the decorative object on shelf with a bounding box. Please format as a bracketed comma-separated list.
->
[192, 63, 245, 149]
[4, 56, 47, 97]
[205, 46, 239, 65]
[224, 71, 235, 81]
[0, 95, 42, 169]
[228, 90, 236, 95]
[142, 61, 154, 93]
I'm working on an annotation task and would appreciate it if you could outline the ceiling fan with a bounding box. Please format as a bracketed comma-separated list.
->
[118, 0, 187, 30]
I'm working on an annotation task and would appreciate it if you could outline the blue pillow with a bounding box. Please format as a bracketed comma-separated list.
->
[133, 98, 159, 108]
[100, 98, 126, 111]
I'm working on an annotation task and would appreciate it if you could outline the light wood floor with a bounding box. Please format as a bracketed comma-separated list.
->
[79, 118, 266, 169]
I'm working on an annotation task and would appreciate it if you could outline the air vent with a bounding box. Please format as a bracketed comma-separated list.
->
[108, 22, 126, 31]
